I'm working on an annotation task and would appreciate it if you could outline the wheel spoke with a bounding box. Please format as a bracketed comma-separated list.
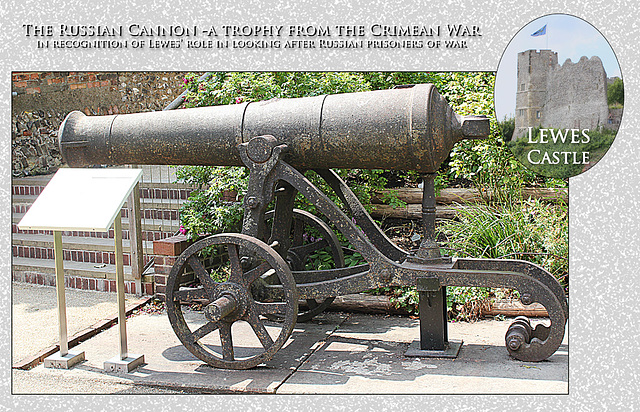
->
[191, 321, 221, 342]
[187, 255, 217, 292]
[246, 308, 274, 349]
[227, 244, 244, 283]
[167, 233, 296, 369]
[254, 301, 287, 316]
[244, 262, 271, 284]
[219, 322, 234, 361]
[173, 287, 208, 302]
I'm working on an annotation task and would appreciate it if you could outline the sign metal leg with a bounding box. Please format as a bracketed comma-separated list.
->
[104, 215, 145, 373]
[44, 231, 85, 369]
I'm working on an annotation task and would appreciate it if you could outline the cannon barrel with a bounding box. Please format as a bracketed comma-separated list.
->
[58, 84, 490, 173]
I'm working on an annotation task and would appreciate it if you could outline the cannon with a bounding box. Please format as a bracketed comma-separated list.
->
[59, 84, 568, 369]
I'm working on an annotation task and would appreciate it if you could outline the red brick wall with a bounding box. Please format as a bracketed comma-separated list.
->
[152, 234, 192, 300]
[13, 72, 118, 98]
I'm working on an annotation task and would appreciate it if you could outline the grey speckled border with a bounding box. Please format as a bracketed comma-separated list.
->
[3, 0, 639, 410]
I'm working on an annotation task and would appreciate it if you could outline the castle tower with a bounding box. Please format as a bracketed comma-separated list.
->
[514, 50, 558, 137]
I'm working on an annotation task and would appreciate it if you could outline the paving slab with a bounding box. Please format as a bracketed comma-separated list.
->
[12, 286, 568, 395]
[277, 314, 568, 394]
[13, 310, 348, 394]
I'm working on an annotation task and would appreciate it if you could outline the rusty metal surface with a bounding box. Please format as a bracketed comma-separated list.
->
[241, 148, 567, 363]
[265, 208, 344, 322]
[165, 233, 298, 370]
[58, 84, 567, 367]
[59, 84, 489, 173]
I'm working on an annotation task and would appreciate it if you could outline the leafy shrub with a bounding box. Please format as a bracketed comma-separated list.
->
[607, 77, 624, 106]
[499, 116, 515, 142]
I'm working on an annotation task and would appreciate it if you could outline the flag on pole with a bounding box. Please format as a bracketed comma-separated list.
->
[531, 25, 547, 37]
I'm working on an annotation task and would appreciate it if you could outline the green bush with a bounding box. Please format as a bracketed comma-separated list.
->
[376, 197, 568, 320]
[607, 78, 624, 106]
[176, 71, 521, 237]
[499, 116, 515, 142]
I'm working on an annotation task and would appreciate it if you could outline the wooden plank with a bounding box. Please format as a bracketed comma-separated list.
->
[372, 187, 568, 205]
[485, 300, 548, 317]
[370, 204, 461, 220]
[328, 294, 409, 315]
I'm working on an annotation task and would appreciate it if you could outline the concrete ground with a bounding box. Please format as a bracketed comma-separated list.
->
[11, 283, 568, 395]
[12, 282, 138, 365]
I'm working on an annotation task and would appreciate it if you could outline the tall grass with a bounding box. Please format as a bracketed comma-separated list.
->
[439, 199, 568, 290]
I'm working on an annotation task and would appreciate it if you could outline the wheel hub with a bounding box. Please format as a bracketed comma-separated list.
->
[204, 282, 250, 323]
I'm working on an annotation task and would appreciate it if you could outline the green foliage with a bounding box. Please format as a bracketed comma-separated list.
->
[447, 287, 491, 321]
[183, 72, 371, 107]
[174, 165, 215, 190]
[177, 72, 375, 238]
[439, 200, 569, 320]
[177, 167, 248, 239]
[499, 116, 515, 142]
[177, 71, 557, 238]
[438, 73, 555, 202]
[607, 78, 624, 106]
[343, 249, 364, 267]
[438, 199, 568, 290]
[420, 198, 569, 321]
[379, 189, 407, 210]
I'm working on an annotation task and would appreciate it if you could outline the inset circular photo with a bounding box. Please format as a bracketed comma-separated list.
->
[495, 14, 623, 179]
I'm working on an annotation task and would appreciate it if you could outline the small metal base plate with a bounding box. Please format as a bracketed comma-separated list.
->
[405, 339, 463, 358]
[44, 350, 85, 369]
[104, 354, 145, 373]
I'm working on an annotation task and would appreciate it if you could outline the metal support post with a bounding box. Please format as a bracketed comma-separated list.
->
[104, 215, 145, 373]
[408, 173, 451, 264]
[43, 231, 85, 369]
[406, 277, 462, 358]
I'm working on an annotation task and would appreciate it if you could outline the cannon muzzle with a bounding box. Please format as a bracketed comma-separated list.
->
[59, 84, 489, 173]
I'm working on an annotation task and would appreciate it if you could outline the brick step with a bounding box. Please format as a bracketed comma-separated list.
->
[12, 193, 188, 208]
[12, 257, 153, 295]
[12, 224, 176, 243]
[11, 232, 156, 266]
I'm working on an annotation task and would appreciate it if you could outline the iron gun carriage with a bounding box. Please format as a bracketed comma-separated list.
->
[59, 84, 568, 369]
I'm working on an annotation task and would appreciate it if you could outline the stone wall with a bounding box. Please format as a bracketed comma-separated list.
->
[544, 56, 608, 130]
[515, 50, 558, 134]
[11, 72, 193, 177]
[514, 50, 614, 136]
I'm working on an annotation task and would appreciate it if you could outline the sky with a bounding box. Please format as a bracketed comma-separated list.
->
[494, 14, 622, 120]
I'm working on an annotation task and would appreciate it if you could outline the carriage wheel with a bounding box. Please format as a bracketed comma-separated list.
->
[165, 233, 298, 370]
[265, 209, 345, 322]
